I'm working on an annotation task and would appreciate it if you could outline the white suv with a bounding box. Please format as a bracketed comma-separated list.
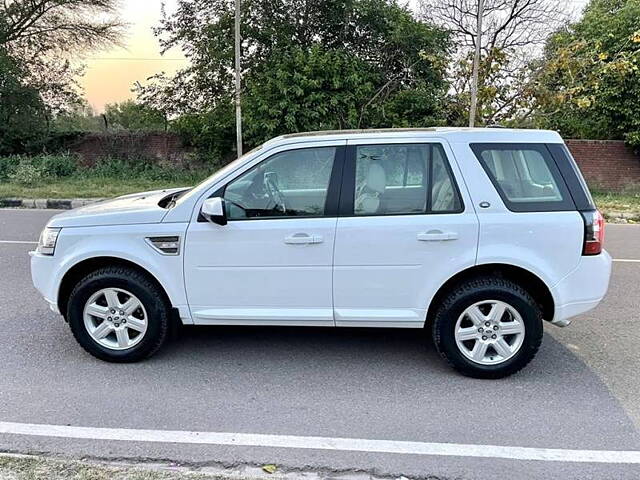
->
[30, 128, 611, 378]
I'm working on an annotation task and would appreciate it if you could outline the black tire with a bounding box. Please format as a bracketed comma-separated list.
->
[67, 266, 170, 362]
[432, 277, 543, 379]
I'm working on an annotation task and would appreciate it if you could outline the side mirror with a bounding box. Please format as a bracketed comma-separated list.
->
[201, 197, 227, 226]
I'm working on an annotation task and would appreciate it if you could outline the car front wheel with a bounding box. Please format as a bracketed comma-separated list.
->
[67, 266, 170, 362]
[432, 277, 543, 379]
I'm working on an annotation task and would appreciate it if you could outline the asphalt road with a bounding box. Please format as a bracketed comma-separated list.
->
[0, 208, 639, 479]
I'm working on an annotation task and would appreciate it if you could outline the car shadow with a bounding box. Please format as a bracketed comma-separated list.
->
[3, 315, 639, 451]
[145, 323, 640, 449]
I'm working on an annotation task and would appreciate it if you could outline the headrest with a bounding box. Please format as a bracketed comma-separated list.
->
[366, 162, 386, 194]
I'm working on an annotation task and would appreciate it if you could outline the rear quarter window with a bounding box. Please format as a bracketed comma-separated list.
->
[470, 143, 576, 212]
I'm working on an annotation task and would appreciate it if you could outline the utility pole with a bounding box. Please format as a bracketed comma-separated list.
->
[234, 0, 243, 157]
[469, 0, 484, 128]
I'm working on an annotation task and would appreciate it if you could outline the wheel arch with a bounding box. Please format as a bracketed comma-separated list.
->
[57, 256, 173, 318]
[426, 263, 555, 325]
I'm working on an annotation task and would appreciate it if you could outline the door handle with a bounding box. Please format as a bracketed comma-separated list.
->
[284, 233, 323, 245]
[417, 230, 459, 242]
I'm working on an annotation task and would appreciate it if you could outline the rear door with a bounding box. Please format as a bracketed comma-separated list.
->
[466, 142, 585, 289]
[332, 138, 479, 327]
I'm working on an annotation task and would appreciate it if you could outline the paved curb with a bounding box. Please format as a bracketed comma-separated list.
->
[0, 198, 104, 210]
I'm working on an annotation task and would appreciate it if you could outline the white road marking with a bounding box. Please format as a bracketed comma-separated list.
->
[613, 259, 640, 263]
[0, 421, 638, 464]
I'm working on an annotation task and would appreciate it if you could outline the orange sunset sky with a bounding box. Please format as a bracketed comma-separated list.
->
[80, 0, 186, 113]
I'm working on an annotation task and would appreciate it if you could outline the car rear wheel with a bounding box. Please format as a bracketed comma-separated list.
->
[67, 266, 170, 362]
[432, 277, 543, 379]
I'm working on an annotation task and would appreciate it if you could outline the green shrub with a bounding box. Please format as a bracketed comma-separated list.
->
[0, 156, 21, 180]
[1, 154, 210, 193]
[0, 154, 78, 181]
[87, 157, 207, 183]
[8, 161, 45, 186]
[170, 108, 235, 164]
[89, 157, 133, 178]
[38, 154, 78, 177]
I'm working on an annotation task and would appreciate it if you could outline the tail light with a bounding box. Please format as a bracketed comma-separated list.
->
[581, 210, 605, 255]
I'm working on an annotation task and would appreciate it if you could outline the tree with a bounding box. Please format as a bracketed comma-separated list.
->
[0, 0, 124, 114]
[533, 0, 640, 148]
[420, 0, 567, 126]
[50, 100, 104, 133]
[137, 0, 450, 158]
[105, 100, 167, 132]
[0, 49, 48, 154]
[0, 0, 122, 47]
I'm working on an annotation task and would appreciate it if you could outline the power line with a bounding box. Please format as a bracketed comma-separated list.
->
[86, 57, 185, 61]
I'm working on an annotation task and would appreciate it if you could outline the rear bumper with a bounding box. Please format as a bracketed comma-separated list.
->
[550, 250, 612, 326]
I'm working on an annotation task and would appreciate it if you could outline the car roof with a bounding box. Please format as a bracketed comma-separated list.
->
[265, 127, 563, 146]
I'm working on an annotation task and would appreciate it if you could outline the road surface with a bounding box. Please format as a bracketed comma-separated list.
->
[0, 208, 638, 479]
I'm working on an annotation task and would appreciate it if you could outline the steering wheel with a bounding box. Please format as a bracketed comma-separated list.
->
[264, 172, 287, 214]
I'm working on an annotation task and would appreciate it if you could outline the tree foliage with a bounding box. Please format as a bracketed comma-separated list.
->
[137, 0, 450, 158]
[0, 0, 122, 48]
[0, 0, 124, 114]
[105, 100, 167, 132]
[0, 49, 48, 154]
[533, 0, 640, 148]
[50, 101, 104, 132]
[420, 0, 566, 126]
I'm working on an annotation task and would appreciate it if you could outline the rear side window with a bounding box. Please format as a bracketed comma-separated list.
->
[547, 143, 596, 211]
[470, 143, 575, 212]
[351, 143, 463, 216]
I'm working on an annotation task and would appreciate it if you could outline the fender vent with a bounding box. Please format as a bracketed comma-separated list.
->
[146, 236, 181, 255]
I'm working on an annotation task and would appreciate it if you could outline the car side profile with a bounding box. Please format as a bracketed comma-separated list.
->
[30, 128, 612, 378]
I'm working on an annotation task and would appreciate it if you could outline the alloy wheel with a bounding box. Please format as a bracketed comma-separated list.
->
[83, 288, 148, 351]
[454, 300, 526, 365]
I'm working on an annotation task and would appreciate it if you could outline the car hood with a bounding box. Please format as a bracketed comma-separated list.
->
[47, 188, 189, 228]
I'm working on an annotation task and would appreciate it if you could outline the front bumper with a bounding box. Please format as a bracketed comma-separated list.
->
[550, 250, 612, 326]
[30, 250, 61, 314]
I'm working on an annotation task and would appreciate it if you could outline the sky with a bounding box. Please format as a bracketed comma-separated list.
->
[81, 0, 590, 113]
[80, 0, 186, 113]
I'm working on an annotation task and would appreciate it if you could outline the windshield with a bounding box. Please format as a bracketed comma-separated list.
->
[197, 145, 264, 189]
[174, 144, 265, 206]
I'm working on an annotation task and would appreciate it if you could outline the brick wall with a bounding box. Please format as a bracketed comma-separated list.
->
[565, 139, 640, 190]
[68, 132, 191, 166]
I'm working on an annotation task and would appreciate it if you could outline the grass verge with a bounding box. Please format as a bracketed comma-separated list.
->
[0, 454, 283, 480]
[0, 177, 204, 199]
[592, 190, 640, 215]
[0, 455, 207, 480]
[0, 154, 211, 199]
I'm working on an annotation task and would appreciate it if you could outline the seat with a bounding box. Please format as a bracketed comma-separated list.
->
[355, 162, 386, 214]
[432, 178, 455, 211]
[431, 160, 457, 211]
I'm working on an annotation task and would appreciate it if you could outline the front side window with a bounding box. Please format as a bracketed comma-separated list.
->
[353, 143, 462, 216]
[470, 143, 574, 212]
[224, 146, 336, 219]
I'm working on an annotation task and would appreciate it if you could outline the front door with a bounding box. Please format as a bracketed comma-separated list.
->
[184, 142, 345, 326]
[332, 139, 479, 327]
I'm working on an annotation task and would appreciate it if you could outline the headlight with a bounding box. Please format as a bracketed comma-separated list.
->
[37, 227, 61, 255]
